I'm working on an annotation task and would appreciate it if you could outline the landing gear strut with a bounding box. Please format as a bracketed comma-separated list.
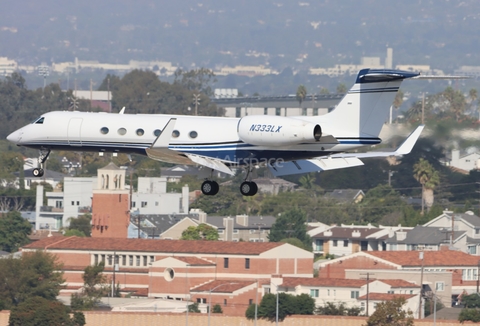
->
[32, 149, 50, 177]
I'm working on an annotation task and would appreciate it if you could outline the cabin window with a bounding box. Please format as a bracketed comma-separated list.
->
[172, 130, 180, 138]
[35, 117, 45, 124]
[153, 129, 162, 137]
[136, 128, 144, 136]
[189, 131, 198, 139]
[100, 127, 109, 135]
[118, 128, 127, 135]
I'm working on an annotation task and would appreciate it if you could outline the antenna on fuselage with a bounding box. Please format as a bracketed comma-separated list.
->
[119, 107, 125, 114]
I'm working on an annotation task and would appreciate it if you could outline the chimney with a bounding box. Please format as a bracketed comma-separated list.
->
[223, 217, 234, 241]
[352, 230, 361, 238]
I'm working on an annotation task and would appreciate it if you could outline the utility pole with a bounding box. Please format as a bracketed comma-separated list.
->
[360, 272, 374, 316]
[418, 251, 424, 319]
[421, 92, 425, 124]
[193, 93, 200, 116]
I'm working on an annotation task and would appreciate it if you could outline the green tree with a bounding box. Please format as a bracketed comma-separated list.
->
[461, 293, 480, 308]
[71, 262, 108, 310]
[188, 302, 201, 313]
[280, 238, 312, 252]
[298, 173, 317, 190]
[459, 308, 480, 323]
[212, 304, 223, 313]
[173, 68, 217, 96]
[360, 185, 406, 224]
[64, 229, 86, 237]
[268, 208, 311, 250]
[443, 86, 466, 121]
[365, 296, 414, 326]
[413, 158, 441, 214]
[8, 296, 75, 326]
[180, 223, 219, 240]
[296, 85, 307, 107]
[0, 251, 64, 309]
[68, 214, 92, 237]
[0, 211, 32, 252]
[247, 292, 314, 321]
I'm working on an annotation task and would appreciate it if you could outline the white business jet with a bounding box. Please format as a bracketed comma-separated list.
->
[7, 69, 424, 196]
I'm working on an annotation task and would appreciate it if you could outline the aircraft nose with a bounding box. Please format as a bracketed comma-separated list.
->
[7, 129, 22, 144]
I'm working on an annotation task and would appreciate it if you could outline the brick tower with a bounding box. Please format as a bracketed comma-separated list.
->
[91, 162, 129, 238]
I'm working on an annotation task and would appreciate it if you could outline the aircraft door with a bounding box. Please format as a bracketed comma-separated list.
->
[67, 118, 83, 146]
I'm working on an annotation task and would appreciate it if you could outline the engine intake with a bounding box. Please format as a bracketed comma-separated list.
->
[237, 115, 321, 146]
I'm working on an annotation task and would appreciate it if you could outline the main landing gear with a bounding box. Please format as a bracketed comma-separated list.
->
[239, 166, 258, 196]
[201, 180, 219, 196]
[32, 149, 50, 177]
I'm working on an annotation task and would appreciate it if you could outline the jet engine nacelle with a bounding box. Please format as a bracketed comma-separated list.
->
[237, 115, 321, 146]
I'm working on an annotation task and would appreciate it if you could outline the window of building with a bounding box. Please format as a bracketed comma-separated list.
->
[224, 258, 229, 268]
[108, 255, 113, 265]
[302, 108, 307, 116]
[310, 289, 319, 298]
[129, 255, 133, 266]
[76, 201, 79, 205]
[218, 229, 224, 234]
[361, 302, 365, 310]
[343, 240, 348, 247]
[136, 256, 140, 266]
[235, 107, 241, 117]
[122, 255, 126, 266]
[333, 289, 336, 297]
[351, 291, 359, 298]
[410, 290, 413, 294]
[150, 256, 154, 263]
[313, 108, 319, 116]
[249, 299, 253, 305]
[315, 239, 323, 251]
[101, 254, 105, 262]
[333, 240, 338, 247]
[143, 256, 147, 266]
[387, 290, 394, 294]
[141, 201, 147, 208]
[224, 299, 227, 306]
[197, 298, 206, 304]
[233, 229, 239, 234]
[245, 258, 250, 269]
[327, 289, 330, 296]
[468, 246, 477, 255]
[132, 202, 136, 208]
[436, 282, 445, 292]
[55, 201, 62, 208]
[164, 268, 175, 281]
[71, 201, 74, 205]
[94, 254, 98, 265]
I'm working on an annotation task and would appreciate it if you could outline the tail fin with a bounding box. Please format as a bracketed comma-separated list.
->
[324, 69, 419, 137]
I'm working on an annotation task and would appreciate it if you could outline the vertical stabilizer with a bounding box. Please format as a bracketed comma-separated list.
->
[325, 69, 419, 137]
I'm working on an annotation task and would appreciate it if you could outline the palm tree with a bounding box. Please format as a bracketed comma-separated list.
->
[443, 86, 466, 121]
[413, 158, 441, 214]
[299, 173, 316, 190]
[468, 88, 478, 119]
[296, 85, 307, 107]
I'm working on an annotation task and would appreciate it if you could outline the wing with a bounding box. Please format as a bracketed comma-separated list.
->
[268, 125, 424, 177]
[145, 118, 235, 175]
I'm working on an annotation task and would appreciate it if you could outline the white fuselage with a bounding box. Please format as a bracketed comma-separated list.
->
[7, 111, 380, 166]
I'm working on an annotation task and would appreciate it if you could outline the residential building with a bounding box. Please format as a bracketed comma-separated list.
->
[324, 189, 365, 203]
[251, 177, 297, 195]
[311, 224, 408, 256]
[279, 277, 420, 316]
[22, 237, 313, 315]
[449, 149, 480, 172]
[318, 249, 480, 308]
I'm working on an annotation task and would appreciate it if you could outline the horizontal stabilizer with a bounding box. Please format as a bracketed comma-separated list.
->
[329, 124, 424, 159]
[185, 154, 235, 176]
[269, 157, 364, 177]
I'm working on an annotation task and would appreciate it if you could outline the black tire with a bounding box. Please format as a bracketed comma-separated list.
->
[248, 182, 258, 196]
[38, 169, 44, 177]
[210, 181, 219, 196]
[32, 168, 42, 177]
[240, 181, 252, 196]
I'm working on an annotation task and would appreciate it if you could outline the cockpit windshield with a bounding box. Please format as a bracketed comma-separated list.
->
[31, 117, 45, 124]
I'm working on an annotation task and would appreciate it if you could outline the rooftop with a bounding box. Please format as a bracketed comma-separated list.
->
[190, 280, 255, 293]
[367, 250, 479, 267]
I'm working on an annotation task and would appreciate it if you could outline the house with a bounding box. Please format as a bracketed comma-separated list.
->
[160, 165, 227, 183]
[324, 189, 365, 203]
[278, 277, 419, 316]
[385, 225, 466, 252]
[311, 224, 408, 256]
[449, 149, 480, 172]
[318, 249, 480, 309]
[22, 237, 314, 316]
[424, 210, 480, 255]
[251, 177, 297, 195]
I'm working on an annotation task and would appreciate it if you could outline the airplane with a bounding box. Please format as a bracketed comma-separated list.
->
[7, 68, 425, 197]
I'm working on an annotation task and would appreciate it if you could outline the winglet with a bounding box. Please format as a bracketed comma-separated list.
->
[119, 107, 126, 114]
[151, 118, 177, 148]
[394, 124, 424, 155]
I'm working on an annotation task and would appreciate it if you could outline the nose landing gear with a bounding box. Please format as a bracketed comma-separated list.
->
[32, 149, 51, 178]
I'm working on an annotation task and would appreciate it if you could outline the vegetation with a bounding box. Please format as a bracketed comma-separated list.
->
[180, 223, 219, 240]
[188, 302, 201, 313]
[212, 304, 223, 313]
[315, 301, 362, 316]
[70, 262, 108, 310]
[268, 208, 312, 250]
[365, 297, 414, 326]
[0, 211, 32, 252]
[459, 308, 480, 323]
[67, 214, 92, 237]
[245, 293, 315, 321]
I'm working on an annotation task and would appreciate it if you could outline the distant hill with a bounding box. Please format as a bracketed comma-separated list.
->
[2, 0, 480, 71]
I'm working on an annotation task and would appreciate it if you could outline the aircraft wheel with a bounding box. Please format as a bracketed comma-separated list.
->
[201, 181, 219, 196]
[240, 181, 257, 196]
[32, 168, 44, 177]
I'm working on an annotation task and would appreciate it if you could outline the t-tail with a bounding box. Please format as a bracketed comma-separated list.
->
[322, 69, 419, 138]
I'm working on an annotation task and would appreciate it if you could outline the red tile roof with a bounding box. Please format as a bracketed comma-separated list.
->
[357, 293, 416, 301]
[367, 250, 479, 267]
[190, 280, 255, 293]
[22, 237, 284, 255]
[282, 277, 368, 288]
[379, 279, 419, 288]
[121, 288, 148, 296]
[174, 257, 215, 266]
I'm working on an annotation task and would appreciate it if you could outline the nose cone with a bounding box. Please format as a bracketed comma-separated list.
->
[7, 129, 22, 144]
